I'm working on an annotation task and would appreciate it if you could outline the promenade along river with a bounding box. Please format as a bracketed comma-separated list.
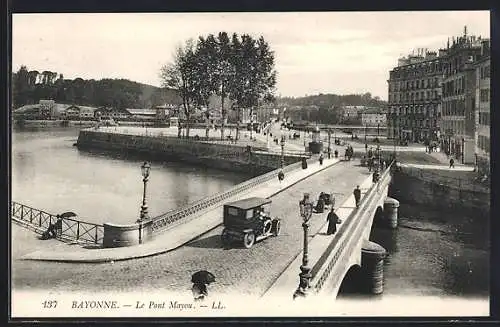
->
[11, 128, 489, 299]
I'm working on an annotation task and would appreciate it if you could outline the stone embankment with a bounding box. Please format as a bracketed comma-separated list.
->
[76, 129, 305, 175]
[389, 165, 489, 217]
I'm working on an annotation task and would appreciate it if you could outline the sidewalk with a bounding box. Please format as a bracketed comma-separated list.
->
[426, 150, 473, 167]
[19, 157, 342, 263]
[263, 173, 374, 298]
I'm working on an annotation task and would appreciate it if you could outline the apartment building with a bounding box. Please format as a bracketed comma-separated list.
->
[474, 44, 490, 174]
[440, 28, 487, 164]
[387, 49, 444, 143]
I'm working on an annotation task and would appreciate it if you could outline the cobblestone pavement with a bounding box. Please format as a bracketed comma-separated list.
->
[12, 161, 371, 296]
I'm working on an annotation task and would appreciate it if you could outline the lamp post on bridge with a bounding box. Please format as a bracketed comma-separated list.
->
[294, 193, 314, 299]
[137, 161, 151, 223]
[364, 124, 367, 148]
[280, 135, 286, 168]
[327, 129, 332, 159]
[393, 123, 397, 161]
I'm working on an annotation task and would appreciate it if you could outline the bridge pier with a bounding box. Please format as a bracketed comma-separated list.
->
[384, 197, 400, 229]
[361, 240, 387, 295]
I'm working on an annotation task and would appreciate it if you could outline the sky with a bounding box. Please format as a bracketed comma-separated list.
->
[12, 11, 490, 100]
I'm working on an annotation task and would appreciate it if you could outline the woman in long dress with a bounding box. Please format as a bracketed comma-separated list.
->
[326, 207, 341, 235]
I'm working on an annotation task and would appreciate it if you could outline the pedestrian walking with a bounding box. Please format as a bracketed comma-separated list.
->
[353, 185, 361, 208]
[365, 143, 368, 152]
[334, 149, 338, 158]
[278, 170, 285, 182]
[301, 157, 308, 169]
[326, 207, 342, 235]
[449, 158, 455, 169]
[319, 153, 324, 165]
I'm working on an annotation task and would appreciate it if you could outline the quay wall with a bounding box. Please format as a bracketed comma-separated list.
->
[14, 119, 96, 129]
[76, 130, 302, 175]
[389, 167, 490, 218]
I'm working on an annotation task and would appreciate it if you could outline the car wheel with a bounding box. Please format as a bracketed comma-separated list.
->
[243, 232, 255, 249]
[221, 229, 230, 245]
[272, 220, 281, 236]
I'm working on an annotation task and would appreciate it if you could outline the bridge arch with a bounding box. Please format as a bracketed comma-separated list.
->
[337, 264, 363, 297]
[373, 205, 384, 227]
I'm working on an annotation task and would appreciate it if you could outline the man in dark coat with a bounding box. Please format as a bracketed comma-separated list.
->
[326, 207, 341, 235]
[353, 185, 361, 208]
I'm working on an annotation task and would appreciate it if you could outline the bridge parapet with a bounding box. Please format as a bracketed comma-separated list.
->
[309, 161, 394, 295]
[146, 160, 304, 237]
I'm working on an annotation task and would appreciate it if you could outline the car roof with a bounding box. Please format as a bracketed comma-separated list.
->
[224, 197, 271, 210]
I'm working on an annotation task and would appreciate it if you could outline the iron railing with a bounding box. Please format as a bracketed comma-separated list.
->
[11, 201, 104, 245]
[148, 160, 304, 234]
[310, 160, 394, 293]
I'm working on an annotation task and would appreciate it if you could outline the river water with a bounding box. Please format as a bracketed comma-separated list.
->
[11, 128, 251, 225]
[11, 129, 489, 299]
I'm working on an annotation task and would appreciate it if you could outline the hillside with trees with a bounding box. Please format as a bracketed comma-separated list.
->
[278, 92, 386, 108]
[277, 92, 387, 125]
[11, 66, 181, 110]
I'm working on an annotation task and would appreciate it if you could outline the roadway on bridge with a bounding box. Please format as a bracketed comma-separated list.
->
[12, 160, 373, 296]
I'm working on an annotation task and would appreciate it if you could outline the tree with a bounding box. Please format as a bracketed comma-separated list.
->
[12, 66, 30, 108]
[160, 39, 199, 137]
[226, 33, 277, 139]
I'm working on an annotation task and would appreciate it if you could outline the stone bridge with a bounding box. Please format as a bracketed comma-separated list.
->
[265, 161, 398, 299]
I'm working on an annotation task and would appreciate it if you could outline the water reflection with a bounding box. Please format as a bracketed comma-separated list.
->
[341, 202, 490, 298]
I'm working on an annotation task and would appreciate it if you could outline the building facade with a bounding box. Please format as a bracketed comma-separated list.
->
[387, 50, 444, 143]
[440, 29, 487, 164]
[341, 105, 365, 123]
[474, 49, 490, 175]
[361, 109, 387, 126]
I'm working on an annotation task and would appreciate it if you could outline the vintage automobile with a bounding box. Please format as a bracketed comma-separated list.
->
[221, 197, 281, 249]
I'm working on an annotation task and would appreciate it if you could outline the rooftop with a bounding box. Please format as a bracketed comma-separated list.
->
[224, 197, 271, 210]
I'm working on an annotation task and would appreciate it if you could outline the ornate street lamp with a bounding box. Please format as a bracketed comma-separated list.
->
[364, 124, 367, 147]
[137, 161, 151, 223]
[376, 144, 381, 168]
[294, 193, 314, 299]
[280, 135, 286, 169]
[327, 129, 332, 159]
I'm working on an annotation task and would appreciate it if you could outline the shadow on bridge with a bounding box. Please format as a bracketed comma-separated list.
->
[185, 235, 224, 250]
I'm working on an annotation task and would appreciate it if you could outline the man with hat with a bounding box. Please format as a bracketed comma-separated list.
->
[326, 206, 342, 235]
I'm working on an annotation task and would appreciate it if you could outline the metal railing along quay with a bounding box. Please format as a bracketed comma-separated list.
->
[11, 202, 104, 245]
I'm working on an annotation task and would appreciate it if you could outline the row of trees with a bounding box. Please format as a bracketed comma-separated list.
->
[12, 66, 181, 110]
[160, 32, 277, 139]
[279, 92, 386, 109]
[277, 92, 387, 125]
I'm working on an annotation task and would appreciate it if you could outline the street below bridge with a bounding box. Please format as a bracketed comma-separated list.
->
[12, 160, 372, 296]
